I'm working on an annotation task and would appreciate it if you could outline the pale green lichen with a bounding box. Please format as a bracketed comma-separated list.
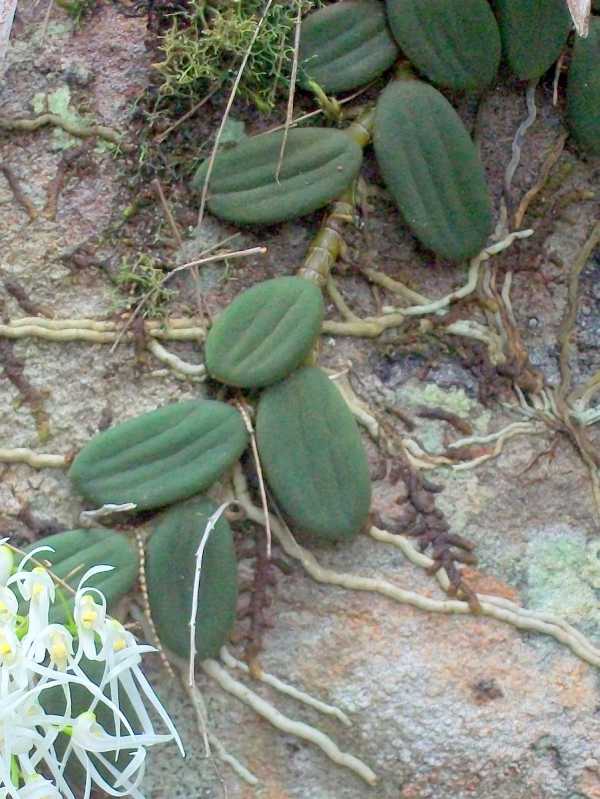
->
[527, 529, 600, 626]
[32, 86, 87, 149]
[396, 380, 491, 453]
[420, 383, 475, 416]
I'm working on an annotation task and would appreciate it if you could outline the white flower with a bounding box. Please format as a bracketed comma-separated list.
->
[0, 545, 184, 799]
[73, 566, 113, 661]
[8, 547, 56, 643]
[0, 625, 28, 692]
[0, 587, 18, 629]
[17, 774, 61, 799]
[67, 712, 168, 799]
[29, 626, 74, 673]
[96, 620, 183, 755]
[0, 546, 14, 587]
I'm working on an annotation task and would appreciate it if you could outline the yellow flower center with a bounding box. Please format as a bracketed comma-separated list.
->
[0, 631, 14, 661]
[51, 636, 68, 665]
[81, 610, 97, 627]
[79, 595, 100, 628]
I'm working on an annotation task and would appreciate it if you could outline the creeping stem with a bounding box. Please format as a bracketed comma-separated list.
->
[297, 107, 375, 287]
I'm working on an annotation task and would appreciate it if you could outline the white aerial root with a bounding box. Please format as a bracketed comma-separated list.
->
[182, 675, 212, 757]
[394, 418, 547, 474]
[189, 503, 232, 688]
[0, 315, 206, 342]
[147, 340, 206, 380]
[401, 439, 454, 469]
[1, 316, 207, 381]
[330, 372, 380, 440]
[220, 646, 352, 727]
[79, 502, 137, 523]
[181, 666, 259, 786]
[504, 79, 538, 198]
[448, 421, 542, 449]
[361, 267, 430, 306]
[380, 229, 533, 320]
[0, 447, 67, 468]
[367, 526, 600, 666]
[208, 732, 259, 786]
[232, 466, 600, 670]
[201, 658, 377, 786]
[445, 319, 506, 365]
[448, 421, 549, 471]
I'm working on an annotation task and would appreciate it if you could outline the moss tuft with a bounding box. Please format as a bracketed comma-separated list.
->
[153, 0, 322, 113]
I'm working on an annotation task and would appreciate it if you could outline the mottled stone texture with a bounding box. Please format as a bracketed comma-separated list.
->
[2, 3, 600, 798]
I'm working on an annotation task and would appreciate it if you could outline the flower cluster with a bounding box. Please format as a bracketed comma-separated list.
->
[0, 540, 184, 799]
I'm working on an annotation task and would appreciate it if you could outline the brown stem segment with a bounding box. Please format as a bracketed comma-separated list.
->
[297, 107, 375, 288]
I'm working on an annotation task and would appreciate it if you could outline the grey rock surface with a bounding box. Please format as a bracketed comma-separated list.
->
[1, 5, 600, 799]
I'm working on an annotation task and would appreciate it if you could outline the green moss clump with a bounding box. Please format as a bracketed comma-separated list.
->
[153, 0, 322, 113]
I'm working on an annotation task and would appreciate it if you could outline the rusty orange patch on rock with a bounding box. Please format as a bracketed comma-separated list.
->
[461, 567, 521, 601]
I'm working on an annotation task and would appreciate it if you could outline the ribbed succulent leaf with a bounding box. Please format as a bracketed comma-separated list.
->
[146, 496, 238, 660]
[495, 0, 571, 79]
[256, 367, 371, 542]
[69, 400, 249, 511]
[192, 128, 363, 225]
[206, 277, 324, 388]
[373, 79, 493, 262]
[385, 0, 500, 91]
[22, 528, 138, 623]
[299, 0, 399, 94]
[567, 16, 600, 155]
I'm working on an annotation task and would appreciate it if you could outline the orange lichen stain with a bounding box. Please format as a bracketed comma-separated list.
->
[548, 659, 596, 711]
[578, 764, 600, 799]
[421, 613, 536, 701]
[461, 567, 521, 602]
[297, 607, 388, 686]
[242, 785, 293, 799]
[239, 748, 294, 799]
[400, 783, 421, 798]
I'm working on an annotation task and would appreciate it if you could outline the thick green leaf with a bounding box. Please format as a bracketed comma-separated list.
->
[192, 128, 363, 225]
[374, 79, 493, 262]
[386, 0, 500, 91]
[146, 496, 238, 659]
[567, 16, 600, 155]
[495, 0, 571, 79]
[299, 0, 399, 94]
[22, 528, 138, 623]
[206, 277, 324, 388]
[256, 367, 371, 542]
[69, 400, 249, 512]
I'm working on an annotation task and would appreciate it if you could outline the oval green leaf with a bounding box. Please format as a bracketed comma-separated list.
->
[299, 0, 399, 94]
[192, 128, 363, 225]
[374, 79, 493, 262]
[385, 0, 500, 91]
[495, 0, 571, 80]
[69, 400, 249, 511]
[206, 277, 324, 388]
[146, 496, 238, 659]
[567, 16, 600, 155]
[22, 528, 138, 623]
[256, 366, 371, 542]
